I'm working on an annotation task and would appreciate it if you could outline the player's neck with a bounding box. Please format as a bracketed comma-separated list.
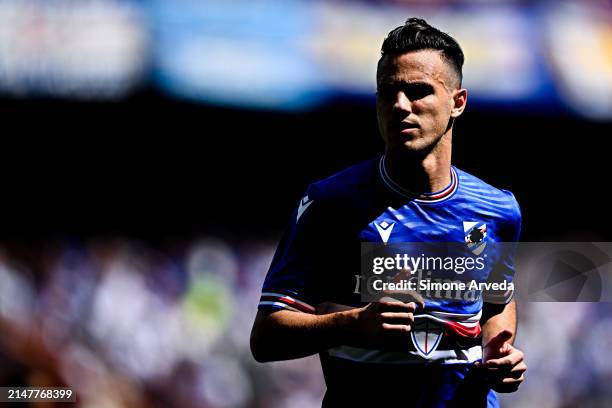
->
[384, 134, 452, 195]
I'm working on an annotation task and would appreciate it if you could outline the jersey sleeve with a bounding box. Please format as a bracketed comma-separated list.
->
[258, 185, 327, 314]
[483, 191, 522, 304]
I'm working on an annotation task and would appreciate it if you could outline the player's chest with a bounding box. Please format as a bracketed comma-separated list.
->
[357, 203, 500, 247]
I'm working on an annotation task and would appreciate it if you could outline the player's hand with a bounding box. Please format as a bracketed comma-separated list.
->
[348, 299, 422, 350]
[381, 267, 426, 305]
[477, 330, 527, 393]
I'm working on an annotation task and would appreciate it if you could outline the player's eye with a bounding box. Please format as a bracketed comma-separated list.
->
[377, 83, 433, 101]
[403, 84, 433, 101]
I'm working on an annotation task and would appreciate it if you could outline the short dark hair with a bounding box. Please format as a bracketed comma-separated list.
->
[378, 17, 464, 87]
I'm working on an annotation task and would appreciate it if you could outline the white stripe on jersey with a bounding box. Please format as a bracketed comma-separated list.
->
[258, 301, 302, 313]
[261, 292, 315, 312]
[327, 344, 482, 364]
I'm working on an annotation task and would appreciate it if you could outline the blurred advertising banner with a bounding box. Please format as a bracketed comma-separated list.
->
[152, 0, 612, 118]
[152, 1, 551, 110]
[0, 0, 611, 118]
[545, 2, 612, 120]
[151, 0, 326, 110]
[0, 0, 148, 98]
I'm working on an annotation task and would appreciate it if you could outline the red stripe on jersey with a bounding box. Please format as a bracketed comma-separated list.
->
[260, 295, 315, 313]
[444, 321, 482, 338]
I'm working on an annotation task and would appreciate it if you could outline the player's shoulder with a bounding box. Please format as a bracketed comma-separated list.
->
[455, 167, 521, 222]
[306, 157, 380, 202]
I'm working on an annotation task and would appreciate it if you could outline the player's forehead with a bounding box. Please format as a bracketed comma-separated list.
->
[377, 50, 451, 87]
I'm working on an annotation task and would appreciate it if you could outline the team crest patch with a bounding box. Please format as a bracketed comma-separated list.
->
[411, 318, 443, 358]
[463, 221, 487, 255]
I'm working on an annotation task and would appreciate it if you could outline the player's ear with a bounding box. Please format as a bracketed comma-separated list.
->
[450, 88, 467, 118]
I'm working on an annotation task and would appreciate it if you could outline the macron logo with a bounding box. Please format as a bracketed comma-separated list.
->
[296, 195, 313, 222]
[374, 221, 395, 243]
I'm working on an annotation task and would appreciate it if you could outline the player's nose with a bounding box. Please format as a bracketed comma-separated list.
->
[392, 91, 412, 114]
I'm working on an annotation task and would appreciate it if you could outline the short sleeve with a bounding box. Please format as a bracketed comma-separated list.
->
[258, 185, 326, 314]
[483, 192, 522, 304]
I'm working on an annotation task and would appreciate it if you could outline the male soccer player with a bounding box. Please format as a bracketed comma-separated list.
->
[251, 18, 526, 407]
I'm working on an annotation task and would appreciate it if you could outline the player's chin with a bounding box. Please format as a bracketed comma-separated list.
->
[386, 134, 431, 155]
[399, 138, 430, 153]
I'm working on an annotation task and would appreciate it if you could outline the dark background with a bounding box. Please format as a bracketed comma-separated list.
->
[2, 91, 609, 241]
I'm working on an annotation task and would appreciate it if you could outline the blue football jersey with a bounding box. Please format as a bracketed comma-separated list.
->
[258, 156, 521, 407]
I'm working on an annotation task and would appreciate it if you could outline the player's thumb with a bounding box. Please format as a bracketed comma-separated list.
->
[484, 329, 513, 353]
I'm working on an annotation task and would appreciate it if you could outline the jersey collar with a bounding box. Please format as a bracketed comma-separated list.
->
[378, 155, 458, 203]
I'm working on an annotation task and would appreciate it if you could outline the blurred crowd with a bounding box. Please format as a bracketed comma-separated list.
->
[0, 238, 611, 407]
[0, 238, 325, 408]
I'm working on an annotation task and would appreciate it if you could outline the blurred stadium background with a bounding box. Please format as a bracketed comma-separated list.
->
[0, 0, 611, 407]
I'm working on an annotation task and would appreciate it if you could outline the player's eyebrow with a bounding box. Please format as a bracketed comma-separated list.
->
[407, 82, 434, 93]
[377, 81, 435, 97]
[378, 79, 433, 88]
[396, 80, 430, 86]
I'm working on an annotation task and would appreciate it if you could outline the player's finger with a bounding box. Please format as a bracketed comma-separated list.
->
[391, 267, 413, 283]
[493, 375, 525, 393]
[382, 323, 412, 333]
[485, 357, 515, 368]
[505, 366, 526, 379]
[499, 342, 510, 355]
[484, 329, 513, 353]
[509, 361, 527, 376]
[382, 290, 425, 308]
[493, 383, 521, 393]
[380, 301, 417, 313]
[380, 312, 414, 325]
[486, 349, 523, 368]
[502, 375, 525, 384]
[488, 362, 526, 378]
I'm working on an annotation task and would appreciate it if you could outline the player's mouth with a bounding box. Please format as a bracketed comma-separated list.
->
[399, 122, 419, 134]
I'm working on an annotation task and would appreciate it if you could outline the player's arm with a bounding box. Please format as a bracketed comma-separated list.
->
[250, 309, 351, 362]
[479, 298, 527, 393]
[478, 193, 525, 392]
[481, 297, 517, 345]
[250, 301, 418, 362]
